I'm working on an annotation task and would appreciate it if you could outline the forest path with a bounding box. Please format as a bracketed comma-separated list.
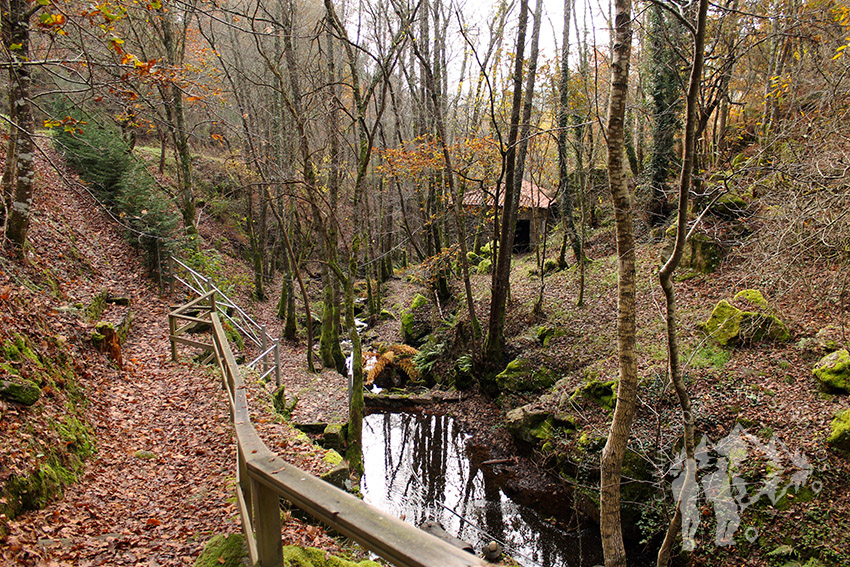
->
[3, 154, 237, 566]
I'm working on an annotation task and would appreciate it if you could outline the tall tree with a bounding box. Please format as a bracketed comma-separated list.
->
[656, 0, 709, 562]
[599, 0, 637, 564]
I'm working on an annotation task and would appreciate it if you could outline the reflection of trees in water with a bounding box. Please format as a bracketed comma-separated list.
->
[363, 412, 609, 567]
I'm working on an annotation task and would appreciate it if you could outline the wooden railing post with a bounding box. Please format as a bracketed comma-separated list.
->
[168, 256, 175, 295]
[252, 478, 283, 567]
[261, 325, 268, 375]
[273, 340, 281, 387]
[168, 314, 177, 362]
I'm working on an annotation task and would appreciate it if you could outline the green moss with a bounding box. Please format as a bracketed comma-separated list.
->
[86, 291, 108, 321]
[813, 349, 850, 394]
[322, 423, 346, 452]
[827, 408, 850, 451]
[702, 298, 790, 346]
[194, 534, 247, 567]
[378, 309, 396, 321]
[570, 379, 618, 410]
[476, 258, 492, 274]
[322, 449, 343, 466]
[734, 289, 768, 309]
[55, 415, 96, 458]
[495, 358, 555, 393]
[0, 378, 41, 405]
[5, 459, 79, 514]
[282, 546, 381, 567]
[134, 450, 158, 460]
[4, 334, 43, 367]
[535, 326, 566, 348]
[709, 193, 749, 220]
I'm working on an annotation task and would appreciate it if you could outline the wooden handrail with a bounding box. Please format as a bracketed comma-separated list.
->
[169, 294, 485, 567]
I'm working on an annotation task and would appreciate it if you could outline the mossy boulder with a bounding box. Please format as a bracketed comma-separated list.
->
[701, 291, 790, 346]
[3, 333, 43, 367]
[827, 409, 850, 452]
[505, 406, 575, 446]
[813, 349, 850, 394]
[194, 533, 248, 567]
[495, 358, 555, 393]
[535, 326, 566, 348]
[662, 225, 724, 273]
[400, 294, 431, 346]
[476, 258, 492, 274]
[708, 193, 749, 220]
[815, 326, 845, 352]
[0, 378, 41, 405]
[570, 379, 617, 410]
[282, 546, 381, 567]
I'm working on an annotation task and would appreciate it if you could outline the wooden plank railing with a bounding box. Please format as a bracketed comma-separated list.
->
[167, 256, 281, 386]
[168, 292, 485, 567]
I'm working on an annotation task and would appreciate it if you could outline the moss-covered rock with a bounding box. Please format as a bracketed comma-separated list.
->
[827, 409, 850, 452]
[476, 258, 492, 274]
[400, 294, 431, 346]
[495, 358, 555, 393]
[85, 290, 108, 321]
[194, 533, 248, 567]
[708, 193, 749, 220]
[0, 378, 41, 405]
[3, 334, 43, 367]
[662, 225, 724, 273]
[570, 379, 617, 410]
[815, 326, 845, 353]
[505, 406, 575, 446]
[282, 546, 381, 567]
[813, 349, 850, 394]
[322, 423, 346, 452]
[701, 293, 790, 346]
[535, 326, 566, 348]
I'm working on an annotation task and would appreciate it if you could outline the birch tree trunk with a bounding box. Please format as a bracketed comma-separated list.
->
[599, 0, 636, 563]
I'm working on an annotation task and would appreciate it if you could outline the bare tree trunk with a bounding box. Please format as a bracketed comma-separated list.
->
[656, 0, 709, 563]
[600, 0, 636, 564]
[484, 0, 531, 365]
[557, 0, 581, 268]
[4, 0, 36, 249]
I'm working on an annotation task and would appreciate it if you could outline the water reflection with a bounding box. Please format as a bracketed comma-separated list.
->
[361, 412, 605, 567]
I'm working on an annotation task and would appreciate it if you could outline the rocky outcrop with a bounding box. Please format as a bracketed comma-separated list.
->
[662, 225, 724, 273]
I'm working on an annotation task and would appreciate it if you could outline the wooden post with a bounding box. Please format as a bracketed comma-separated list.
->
[169, 314, 178, 362]
[252, 478, 283, 567]
[168, 256, 175, 294]
[261, 325, 268, 375]
[274, 340, 281, 387]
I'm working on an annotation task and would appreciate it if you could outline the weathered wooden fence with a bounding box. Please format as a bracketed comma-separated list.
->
[168, 256, 280, 386]
[168, 291, 485, 567]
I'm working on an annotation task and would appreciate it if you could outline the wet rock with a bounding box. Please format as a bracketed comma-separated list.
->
[814, 349, 850, 394]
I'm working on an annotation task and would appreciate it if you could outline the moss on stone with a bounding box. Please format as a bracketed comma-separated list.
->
[4, 334, 43, 368]
[86, 291, 108, 321]
[663, 226, 724, 273]
[322, 449, 343, 467]
[194, 534, 248, 567]
[813, 349, 850, 394]
[322, 423, 346, 452]
[733, 289, 769, 309]
[570, 379, 618, 410]
[495, 358, 555, 393]
[0, 378, 41, 405]
[134, 450, 157, 460]
[282, 546, 381, 567]
[505, 406, 575, 446]
[709, 193, 749, 220]
[827, 408, 850, 451]
[702, 297, 790, 346]
[400, 295, 431, 346]
[535, 326, 566, 348]
[476, 258, 492, 274]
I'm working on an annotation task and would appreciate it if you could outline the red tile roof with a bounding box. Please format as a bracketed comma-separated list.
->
[462, 179, 555, 209]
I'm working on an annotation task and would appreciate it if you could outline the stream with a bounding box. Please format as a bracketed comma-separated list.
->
[361, 411, 609, 567]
